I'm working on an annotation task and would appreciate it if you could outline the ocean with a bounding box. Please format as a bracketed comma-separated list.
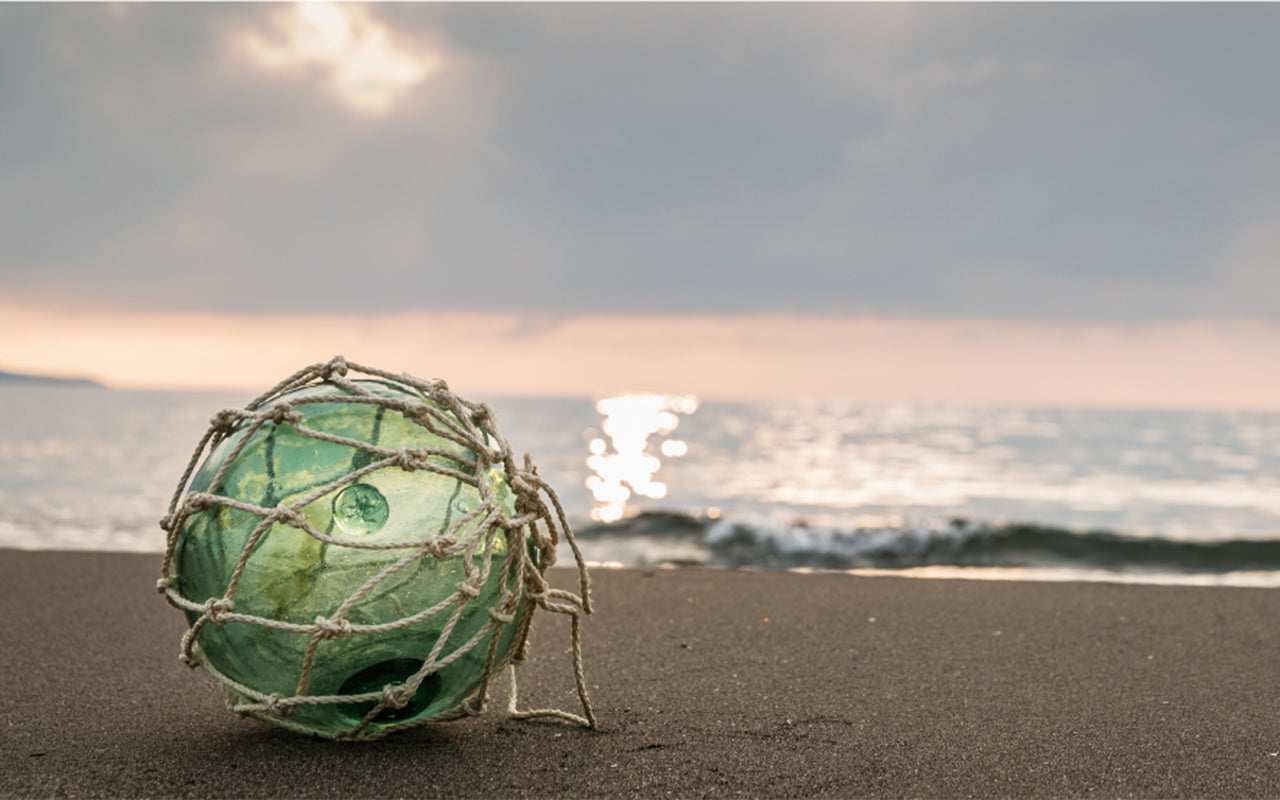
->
[3, 384, 1280, 586]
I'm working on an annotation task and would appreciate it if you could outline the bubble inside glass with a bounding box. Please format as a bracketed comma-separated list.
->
[174, 379, 533, 738]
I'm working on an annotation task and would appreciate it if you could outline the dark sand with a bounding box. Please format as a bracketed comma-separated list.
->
[3, 550, 1280, 799]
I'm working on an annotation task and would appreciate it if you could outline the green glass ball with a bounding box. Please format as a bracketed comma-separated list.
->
[174, 379, 534, 738]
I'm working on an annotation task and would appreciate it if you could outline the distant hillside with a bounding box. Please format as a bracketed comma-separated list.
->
[0, 369, 105, 388]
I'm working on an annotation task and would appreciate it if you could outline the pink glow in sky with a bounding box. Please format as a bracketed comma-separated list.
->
[3, 306, 1278, 411]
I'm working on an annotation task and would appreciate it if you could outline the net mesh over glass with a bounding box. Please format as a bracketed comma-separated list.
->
[157, 356, 594, 740]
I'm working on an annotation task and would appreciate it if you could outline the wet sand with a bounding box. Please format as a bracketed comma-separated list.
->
[3, 549, 1279, 798]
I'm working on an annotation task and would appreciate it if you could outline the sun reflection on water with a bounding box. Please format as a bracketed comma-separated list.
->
[586, 393, 698, 522]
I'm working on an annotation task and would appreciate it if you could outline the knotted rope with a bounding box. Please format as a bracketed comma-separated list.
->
[158, 356, 595, 740]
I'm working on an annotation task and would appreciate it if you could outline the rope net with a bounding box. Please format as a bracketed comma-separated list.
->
[157, 356, 595, 740]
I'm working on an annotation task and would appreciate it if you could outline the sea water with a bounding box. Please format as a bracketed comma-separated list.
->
[3, 384, 1280, 586]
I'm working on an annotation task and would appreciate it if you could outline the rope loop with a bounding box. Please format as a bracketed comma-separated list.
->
[525, 520, 553, 550]
[490, 606, 515, 625]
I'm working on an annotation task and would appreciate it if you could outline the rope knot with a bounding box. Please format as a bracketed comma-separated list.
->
[267, 504, 307, 528]
[513, 493, 544, 524]
[158, 514, 175, 532]
[322, 356, 348, 380]
[266, 403, 302, 426]
[156, 576, 176, 593]
[382, 683, 415, 710]
[203, 597, 235, 625]
[489, 606, 515, 625]
[509, 471, 535, 497]
[314, 615, 353, 639]
[210, 409, 243, 434]
[458, 580, 482, 599]
[396, 446, 434, 472]
[183, 494, 215, 515]
[264, 693, 292, 716]
[400, 400, 429, 425]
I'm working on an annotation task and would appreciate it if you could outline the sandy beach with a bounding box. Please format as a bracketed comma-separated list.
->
[3, 549, 1279, 798]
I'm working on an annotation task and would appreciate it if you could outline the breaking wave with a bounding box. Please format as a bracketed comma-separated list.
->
[572, 510, 1280, 575]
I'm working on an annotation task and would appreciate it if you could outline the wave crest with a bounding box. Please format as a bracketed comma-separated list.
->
[574, 510, 1280, 574]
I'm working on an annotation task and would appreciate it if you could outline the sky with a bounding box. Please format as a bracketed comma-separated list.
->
[2, 3, 1279, 408]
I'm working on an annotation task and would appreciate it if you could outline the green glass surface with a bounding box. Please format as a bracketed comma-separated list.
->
[174, 379, 534, 738]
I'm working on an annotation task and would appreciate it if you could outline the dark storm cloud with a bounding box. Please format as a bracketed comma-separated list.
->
[1, 3, 1278, 319]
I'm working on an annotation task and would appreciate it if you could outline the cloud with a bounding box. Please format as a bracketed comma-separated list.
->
[233, 2, 442, 116]
[1, 4, 1279, 321]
